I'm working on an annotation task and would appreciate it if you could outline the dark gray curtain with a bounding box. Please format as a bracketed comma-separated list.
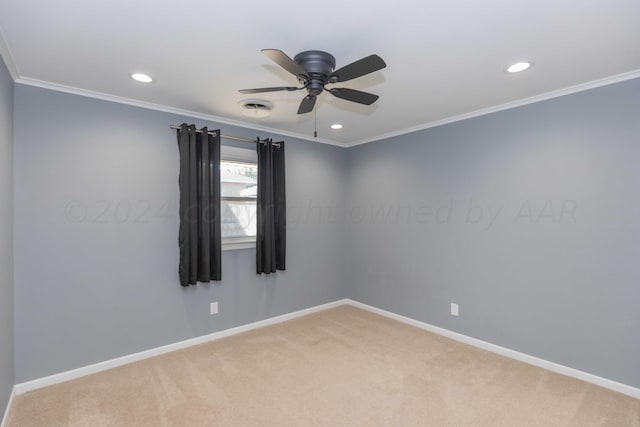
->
[177, 124, 221, 286]
[256, 139, 286, 274]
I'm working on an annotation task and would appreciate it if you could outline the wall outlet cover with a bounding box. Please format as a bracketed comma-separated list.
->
[450, 303, 459, 317]
[210, 302, 219, 315]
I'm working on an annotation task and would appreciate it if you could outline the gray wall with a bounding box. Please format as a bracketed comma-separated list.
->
[11, 76, 640, 390]
[13, 85, 346, 382]
[0, 57, 14, 414]
[346, 78, 640, 388]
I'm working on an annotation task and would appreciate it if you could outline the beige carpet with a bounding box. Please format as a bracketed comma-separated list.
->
[6, 305, 640, 426]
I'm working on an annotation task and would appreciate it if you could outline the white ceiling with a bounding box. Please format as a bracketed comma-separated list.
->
[1, 0, 639, 146]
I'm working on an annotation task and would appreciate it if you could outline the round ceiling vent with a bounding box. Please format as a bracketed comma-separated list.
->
[239, 99, 273, 118]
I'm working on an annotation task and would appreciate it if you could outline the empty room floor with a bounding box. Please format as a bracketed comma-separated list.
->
[6, 306, 639, 426]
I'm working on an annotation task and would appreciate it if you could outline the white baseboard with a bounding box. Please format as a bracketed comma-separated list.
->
[14, 299, 349, 395]
[344, 299, 640, 400]
[1, 386, 16, 427]
[12, 297, 640, 402]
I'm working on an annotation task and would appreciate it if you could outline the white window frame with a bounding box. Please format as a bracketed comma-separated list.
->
[220, 145, 257, 251]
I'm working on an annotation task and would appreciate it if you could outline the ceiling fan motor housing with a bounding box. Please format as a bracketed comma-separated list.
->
[239, 49, 386, 114]
[294, 50, 336, 95]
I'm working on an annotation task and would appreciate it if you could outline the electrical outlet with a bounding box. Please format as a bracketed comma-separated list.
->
[450, 303, 459, 317]
[210, 302, 218, 315]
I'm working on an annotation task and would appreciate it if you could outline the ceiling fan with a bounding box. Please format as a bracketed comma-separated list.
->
[239, 49, 386, 114]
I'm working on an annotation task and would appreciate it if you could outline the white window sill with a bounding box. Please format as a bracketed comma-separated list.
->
[222, 240, 256, 251]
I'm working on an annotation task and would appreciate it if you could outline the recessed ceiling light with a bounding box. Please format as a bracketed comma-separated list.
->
[131, 73, 153, 83]
[505, 62, 532, 73]
[330, 123, 343, 130]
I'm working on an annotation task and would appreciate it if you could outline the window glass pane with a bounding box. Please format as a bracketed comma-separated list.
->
[221, 200, 257, 238]
[220, 160, 257, 240]
[221, 161, 257, 198]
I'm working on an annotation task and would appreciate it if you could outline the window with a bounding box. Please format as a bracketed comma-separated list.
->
[220, 146, 257, 250]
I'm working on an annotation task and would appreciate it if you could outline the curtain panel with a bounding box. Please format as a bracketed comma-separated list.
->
[256, 139, 286, 274]
[177, 124, 222, 286]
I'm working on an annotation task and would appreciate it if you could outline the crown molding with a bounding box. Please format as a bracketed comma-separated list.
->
[345, 69, 640, 148]
[0, 26, 19, 80]
[14, 77, 347, 148]
[12, 68, 640, 150]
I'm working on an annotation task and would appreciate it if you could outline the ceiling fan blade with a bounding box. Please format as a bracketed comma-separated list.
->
[297, 95, 316, 114]
[238, 86, 301, 94]
[327, 88, 379, 105]
[261, 49, 308, 80]
[329, 54, 386, 83]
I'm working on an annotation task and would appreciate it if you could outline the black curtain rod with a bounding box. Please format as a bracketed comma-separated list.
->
[170, 125, 281, 147]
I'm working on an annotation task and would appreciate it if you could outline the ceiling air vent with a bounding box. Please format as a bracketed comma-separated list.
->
[240, 99, 273, 118]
